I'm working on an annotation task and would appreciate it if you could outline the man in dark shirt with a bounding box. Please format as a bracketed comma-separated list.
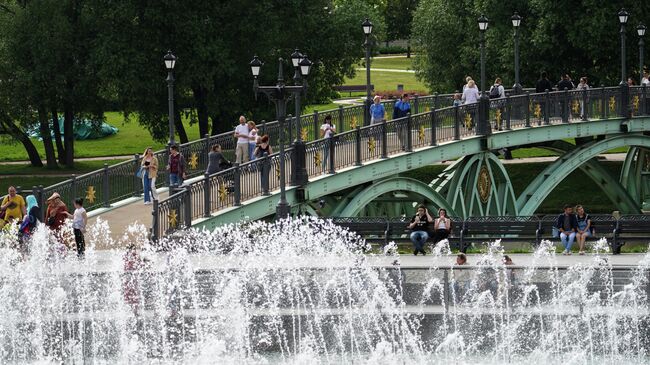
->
[535, 72, 554, 93]
[408, 204, 433, 256]
[393, 94, 411, 151]
[166, 145, 186, 186]
[556, 204, 578, 255]
[557, 74, 574, 91]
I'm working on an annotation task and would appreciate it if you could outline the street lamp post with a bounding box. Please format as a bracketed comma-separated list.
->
[619, 8, 630, 118]
[511, 12, 523, 94]
[290, 49, 311, 186]
[362, 18, 373, 126]
[477, 15, 490, 135]
[250, 54, 312, 219]
[638, 24, 646, 85]
[164, 50, 177, 146]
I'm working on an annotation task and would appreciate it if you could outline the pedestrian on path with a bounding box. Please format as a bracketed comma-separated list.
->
[393, 94, 411, 150]
[234, 116, 250, 164]
[1, 186, 26, 229]
[141, 147, 159, 205]
[535, 72, 553, 93]
[370, 95, 385, 125]
[557, 74, 574, 91]
[254, 135, 273, 159]
[462, 76, 475, 92]
[462, 80, 479, 104]
[167, 145, 186, 186]
[320, 115, 336, 172]
[206, 144, 229, 175]
[248, 121, 259, 161]
[576, 77, 590, 118]
[65, 198, 87, 257]
[45, 192, 68, 246]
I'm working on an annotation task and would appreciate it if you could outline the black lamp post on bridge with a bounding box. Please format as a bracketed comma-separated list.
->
[477, 15, 490, 135]
[289, 49, 312, 186]
[362, 18, 374, 126]
[249, 53, 313, 219]
[638, 23, 646, 85]
[618, 8, 631, 118]
[511, 12, 523, 94]
[164, 50, 177, 147]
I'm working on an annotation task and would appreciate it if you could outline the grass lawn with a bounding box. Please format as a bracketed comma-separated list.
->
[0, 112, 202, 162]
[368, 57, 413, 70]
[344, 70, 428, 93]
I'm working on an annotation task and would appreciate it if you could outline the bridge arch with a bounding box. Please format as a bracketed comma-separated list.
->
[517, 135, 650, 215]
[337, 177, 456, 217]
[429, 152, 517, 218]
[621, 147, 650, 210]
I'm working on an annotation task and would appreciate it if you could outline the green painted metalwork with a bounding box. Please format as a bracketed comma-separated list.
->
[195, 118, 650, 231]
[537, 140, 639, 214]
[620, 147, 650, 210]
[517, 134, 650, 215]
[432, 152, 517, 217]
[336, 177, 456, 217]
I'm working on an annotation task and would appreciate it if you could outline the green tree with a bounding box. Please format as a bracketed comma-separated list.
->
[384, 0, 418, 42]
[412, 0, 650, 93]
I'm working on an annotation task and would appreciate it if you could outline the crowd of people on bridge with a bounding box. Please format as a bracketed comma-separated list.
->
[0, 186, 87, 258]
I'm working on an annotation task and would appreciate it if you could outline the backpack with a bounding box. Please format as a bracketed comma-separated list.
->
[489, 85, 501, 99]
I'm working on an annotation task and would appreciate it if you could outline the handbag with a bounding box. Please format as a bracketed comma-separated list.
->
[136, 167, 143, 178]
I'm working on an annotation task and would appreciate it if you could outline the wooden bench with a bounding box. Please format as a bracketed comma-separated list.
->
[614, 215, 650, 254]
[460, 216, 540, 253]
[331, 217, 390, 245]
[334, 84, 374, 96]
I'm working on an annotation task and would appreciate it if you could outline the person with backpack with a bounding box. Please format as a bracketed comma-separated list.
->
[489, 78, 506, 130]
[392, 94, 410, 150]
[489, 78, 505, 99]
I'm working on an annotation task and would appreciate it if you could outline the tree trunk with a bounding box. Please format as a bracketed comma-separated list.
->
[0, 114, 42, 167]
[210, 112, 231, 135]
[63, 101, 74, 167]
[51, 109, 65, 165]
[38, 105, 58, 169]
[174, 102, 188, 144]
[192, 85, 209, 137]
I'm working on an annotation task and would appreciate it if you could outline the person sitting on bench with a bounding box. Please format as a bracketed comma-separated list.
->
[556, 204, 578, 255]
[432, 208, 452, 244]
[408, 205, 433, 256]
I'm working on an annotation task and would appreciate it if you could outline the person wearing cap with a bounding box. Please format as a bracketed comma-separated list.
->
[369, 95, 385, 125]
[1, 186, 26, 228]
[45, 192, 68, 232]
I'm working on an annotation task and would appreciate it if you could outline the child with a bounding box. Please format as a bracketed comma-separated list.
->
[452, 93, 462, 107]
[66, 198, 87, 257]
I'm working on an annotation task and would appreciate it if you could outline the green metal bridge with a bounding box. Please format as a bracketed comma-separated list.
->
[150, 85, 650, 238]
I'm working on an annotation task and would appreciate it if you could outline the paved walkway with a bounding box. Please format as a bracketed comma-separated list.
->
[356, 67, 415, 73]
[88, 189, 169, 248]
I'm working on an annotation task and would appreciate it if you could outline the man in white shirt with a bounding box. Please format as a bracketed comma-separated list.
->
[234, 115, 250, 163]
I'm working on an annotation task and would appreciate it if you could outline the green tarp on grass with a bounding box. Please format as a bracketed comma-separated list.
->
[29, 118, 118, 140]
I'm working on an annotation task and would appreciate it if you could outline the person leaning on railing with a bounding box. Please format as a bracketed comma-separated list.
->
[206, 144, 230, 175]
[320, 115, 336, 173]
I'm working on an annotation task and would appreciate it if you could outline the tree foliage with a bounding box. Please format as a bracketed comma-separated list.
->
[412, 0, 650, 93]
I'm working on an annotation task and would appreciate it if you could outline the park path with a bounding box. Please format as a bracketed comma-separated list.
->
[88, 189, 169, 248]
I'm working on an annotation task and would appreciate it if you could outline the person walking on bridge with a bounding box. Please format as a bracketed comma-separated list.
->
[166, 145, 186, 186]
[369, 95, 385, 125]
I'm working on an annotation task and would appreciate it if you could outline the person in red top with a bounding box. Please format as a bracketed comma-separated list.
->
[45, 192, 68, 231]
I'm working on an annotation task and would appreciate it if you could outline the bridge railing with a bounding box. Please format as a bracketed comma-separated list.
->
[148, 86, 650, 240]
